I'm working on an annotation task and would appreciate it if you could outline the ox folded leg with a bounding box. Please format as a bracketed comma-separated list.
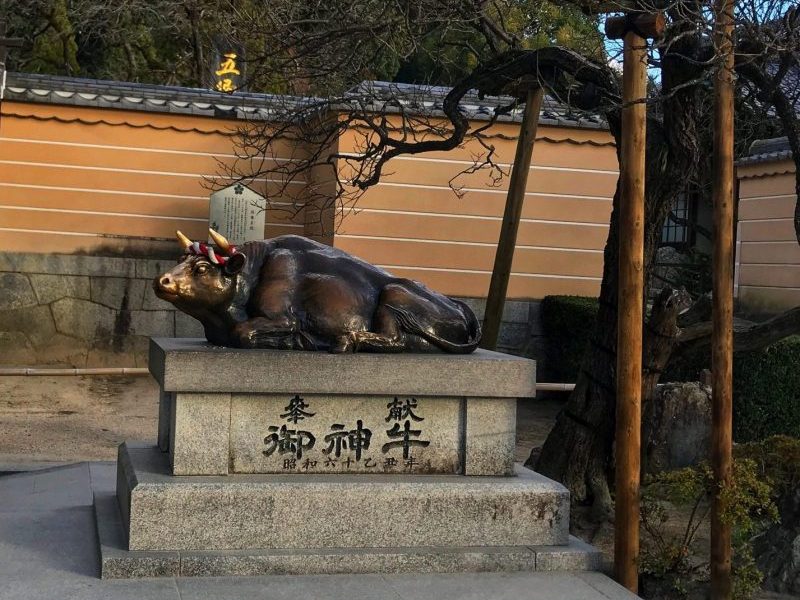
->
[331, 283, 437, 353]
[332, 331, 408, 353]
[233, 316, 302, 350]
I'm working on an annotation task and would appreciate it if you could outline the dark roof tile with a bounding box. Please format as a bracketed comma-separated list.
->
[737, 136, 794, 166]
[4, 72, 606, 130]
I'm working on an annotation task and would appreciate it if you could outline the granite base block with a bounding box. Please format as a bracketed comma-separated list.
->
[96, 491, 601, 579]
[149, 338, 537, 398]
[152, 337, 529, 477]
[118, 443, 569, 552]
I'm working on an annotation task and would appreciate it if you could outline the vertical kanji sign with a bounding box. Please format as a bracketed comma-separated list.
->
[212, 38, 244, 93]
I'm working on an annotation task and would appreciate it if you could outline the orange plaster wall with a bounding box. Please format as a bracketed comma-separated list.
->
[334, 119, 617, 299]
[0, 101, 307, 255]
[0, 100, 618, 299]
[736, 159, 799, 313]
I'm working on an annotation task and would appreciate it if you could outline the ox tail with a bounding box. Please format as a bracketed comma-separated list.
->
[386, 301, 482, 354]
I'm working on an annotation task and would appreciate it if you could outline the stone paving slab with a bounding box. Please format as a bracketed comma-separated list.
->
[0, 461, 640, 600]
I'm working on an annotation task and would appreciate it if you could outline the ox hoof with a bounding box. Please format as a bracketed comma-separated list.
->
[331, 333, 357, 353]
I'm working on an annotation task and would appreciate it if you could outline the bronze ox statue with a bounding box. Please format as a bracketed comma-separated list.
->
[153, 229, 481, 353]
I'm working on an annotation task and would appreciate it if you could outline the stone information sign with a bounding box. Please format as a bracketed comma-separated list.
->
[208, 184, 266, 244]
[230, 394, 462, 474]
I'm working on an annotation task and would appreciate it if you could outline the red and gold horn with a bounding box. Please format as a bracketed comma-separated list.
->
[176, 230, 192, 250]
[209, 228, 232, 254]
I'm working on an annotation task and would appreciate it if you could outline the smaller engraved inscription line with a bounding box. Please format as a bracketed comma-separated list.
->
[227, 393, 233, 475]
[459, 397, 468, 475]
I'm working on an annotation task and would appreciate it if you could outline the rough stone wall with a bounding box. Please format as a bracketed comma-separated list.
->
[0, 253, 203, 367]
[458, 297, 546, 365]
[0, 252, 545, 367]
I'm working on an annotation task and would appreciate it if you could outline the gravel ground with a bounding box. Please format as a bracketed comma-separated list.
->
[0, 375, 159, 468]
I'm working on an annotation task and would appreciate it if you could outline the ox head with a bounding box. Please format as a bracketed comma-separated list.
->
[153, 229, 247, 311]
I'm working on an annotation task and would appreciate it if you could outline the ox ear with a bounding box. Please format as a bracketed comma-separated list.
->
[224, 252, 247, 275]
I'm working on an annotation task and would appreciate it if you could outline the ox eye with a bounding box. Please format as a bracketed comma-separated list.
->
[195, 264, 209, 275]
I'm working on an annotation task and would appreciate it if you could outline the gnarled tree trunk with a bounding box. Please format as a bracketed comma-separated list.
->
[535, 26, 703, 514]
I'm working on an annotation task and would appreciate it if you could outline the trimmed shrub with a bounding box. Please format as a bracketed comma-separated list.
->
[735, 435, 800, 497]
[665, 336, 800, 442]
[732, 337, 800, 442]
[640, 458, 778, 600]
[540, 295, 598, 383]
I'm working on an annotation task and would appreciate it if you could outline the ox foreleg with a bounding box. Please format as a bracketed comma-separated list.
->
[233, 316, 303, 350]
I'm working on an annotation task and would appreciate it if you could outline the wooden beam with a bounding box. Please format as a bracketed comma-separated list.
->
[614, 27, 648, 595]
[711, 0, 735, 597]
[606, 13, 666, 40]
[481, 86, 544, 350]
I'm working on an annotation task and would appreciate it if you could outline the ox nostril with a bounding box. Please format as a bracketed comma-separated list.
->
[154, 274, 178, 297]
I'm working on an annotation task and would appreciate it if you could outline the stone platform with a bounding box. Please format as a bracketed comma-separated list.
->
[99, 444, 599, 578]
[99, 338, 604, 579]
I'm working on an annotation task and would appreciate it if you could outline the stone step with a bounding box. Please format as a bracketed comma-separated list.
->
[97, 493, 602, 579]
[118, 443, 570, 552]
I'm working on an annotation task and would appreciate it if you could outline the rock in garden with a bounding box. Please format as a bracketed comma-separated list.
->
[642, 382, 712, 474]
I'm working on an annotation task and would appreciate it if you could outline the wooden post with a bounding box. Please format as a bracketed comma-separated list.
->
[481, 86, 544, 350]
[614, 28, 647, 594]
[605, 12, 664, 594]
[711, 0, 735, 598]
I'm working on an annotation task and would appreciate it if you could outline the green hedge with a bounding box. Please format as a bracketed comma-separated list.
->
[540, 295, 598, 383]
[666, 336, 800, 442]
[542, 295, 800, 441]
[732, 337, 800, 441]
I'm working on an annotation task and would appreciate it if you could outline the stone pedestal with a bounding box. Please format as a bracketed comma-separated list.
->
[152, 338, 531, 477]
[95, 338, 601, 578]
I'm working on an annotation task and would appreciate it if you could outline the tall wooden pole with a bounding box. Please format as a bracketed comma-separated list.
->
[481, 86, 544, 349]
[604, 13, 664, 593]
[711, 0, 735, 597]
[613, 28, 648, 594]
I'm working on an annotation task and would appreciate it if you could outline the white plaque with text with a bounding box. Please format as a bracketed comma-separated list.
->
[208, 184, 266, 244]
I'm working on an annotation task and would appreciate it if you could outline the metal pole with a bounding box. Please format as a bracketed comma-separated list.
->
[481, 87, 544, 349]
[711, 0, 735, 597]
[614, 28, 648, 594]
[0, 367, 149, 376]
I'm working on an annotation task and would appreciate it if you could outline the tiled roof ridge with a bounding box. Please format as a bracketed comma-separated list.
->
[3, 71, 312, 121]
[4, 72, 606, 130]
[737, 136, 794, 166]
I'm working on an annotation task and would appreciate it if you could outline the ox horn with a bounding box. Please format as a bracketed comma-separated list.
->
[176, 230, 192, 250]
[209, 228, 232, 253]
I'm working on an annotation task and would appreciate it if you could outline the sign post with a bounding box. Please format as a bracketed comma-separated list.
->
[212, 38, 245, 93]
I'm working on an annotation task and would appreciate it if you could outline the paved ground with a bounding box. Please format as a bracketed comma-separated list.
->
[0, 461, 640, 600]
